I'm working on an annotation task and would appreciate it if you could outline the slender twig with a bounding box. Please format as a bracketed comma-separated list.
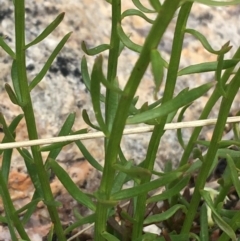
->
[0, 116, 239, 150]
[67, 224, 94, 241]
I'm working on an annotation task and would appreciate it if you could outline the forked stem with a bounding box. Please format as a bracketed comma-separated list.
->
[94, 1, 181, 240]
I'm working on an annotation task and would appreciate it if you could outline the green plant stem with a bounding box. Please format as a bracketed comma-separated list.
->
[179, 46, 240, 167]
[0, 172, 29, 240]
[214, 181, 232, 206]
[105, 0, 121, 132]
[94, 1, 181, 240]
[181, 67, 240, 234]
[131, 2, 193, 239]
[167, 47, 240, 207]
[14, 0, 28, 105]
[14, 1, 66, 240]
[168, 48, 240, 208]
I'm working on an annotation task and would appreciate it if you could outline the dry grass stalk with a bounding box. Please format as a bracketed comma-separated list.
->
[0, 116, 240, 150]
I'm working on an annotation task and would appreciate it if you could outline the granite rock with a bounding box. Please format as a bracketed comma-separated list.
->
[1, 1, 240, 239]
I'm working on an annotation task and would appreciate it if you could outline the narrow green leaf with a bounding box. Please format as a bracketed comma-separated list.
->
[49, 159, 96, 211]
[217, 140, 240, 149]
[0, 215, 7, 224]
[133, 233, 159, 241]
[147, 176, 190, 203]
[166, 108, 179, 124]
[111, 172, 182, 200]
[82, 109, 101, 131]
[192, 148, 204, 162]
[132, 0, 156, 13]
[44, 200, 62, 207]
[73, 208, 83, 220]
[0, 117, 27, 169]
[178, 59, 239, 76]
[0, 113, 16, 142]
[101, 231, 120, 241]
[217, 149, 240, 159]
[64, 213, 95, 235]
[105, 76, 120, 132]
[147, 97, 163, 110]
[200, 203, 209, 241]
[142, 106, 179, 125]
[185, 0, 240, 6]
[185, 29, 232, 55]
[0, 172, 29, 240]
[29, 32, 72, 91]
[25, 13, 65, 49]
[216, 52, 227, 97]
[127, 82, 215, 124]
[113, 163, 151, 179]
[132, 96, 139, 106]
[221, 41, 232, 53]
[196, 140, 211, 147]
[128, 86, 178, 123]
[47, 113, 75, 160]
[118, 39, 125, 56]
[200, 190, 236, 241]
[177, 104, 191, 149]
[151, 50, 164, 99]
[11, 60, 22, 103]
[0, 174, 19, 241]
[208, 150, 223, 176]
[21, 192, 43, 225]
[100, 76, 123, 94]
[90, 55, 109, 135]
[5, 83, 20, 106]
[121, 9, 154, 24]
[75, 139, 103, 172]
[189, 233, 201, 241]
[226, 154, 240, 197]
[0, 114, 23, 155]
[81, 56, 91, 91]
[16, 196, 42, 216]
[144, 204, 187, 225]
[139, 102, 148, 113]
[8, 114, 23, 133]
[22, 149, 43, 197]
[47, 225, 54, 241]
[129, 96, 139, 115]
[1, 149, 12, 183]
[117, 24, 142, 53]
[40, 128, 88, 152]
[111, 161, 132, 194]
[81, 41, 110, 56]
[40, 140, 70, 152]
[233, 120, 240, 141]
[149, 0, 162, 11]
[217, 207, 237, 220]
[119, 148, 129, 165]
[185, 160, 202, 174]
[164, 160, 173, 173]
[0, 37, 15, 58]
[81, 56, 106, 102]
[120, 210, 137, 224]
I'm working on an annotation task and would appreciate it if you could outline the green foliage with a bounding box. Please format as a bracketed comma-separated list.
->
[0, 0, 240, 240]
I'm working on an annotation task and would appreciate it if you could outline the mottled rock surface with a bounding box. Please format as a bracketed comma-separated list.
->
[0, 1, 240, 239]
[0, 2, 239, 169]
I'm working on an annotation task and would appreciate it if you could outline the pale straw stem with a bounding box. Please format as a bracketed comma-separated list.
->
[0, 116, 240, 150]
